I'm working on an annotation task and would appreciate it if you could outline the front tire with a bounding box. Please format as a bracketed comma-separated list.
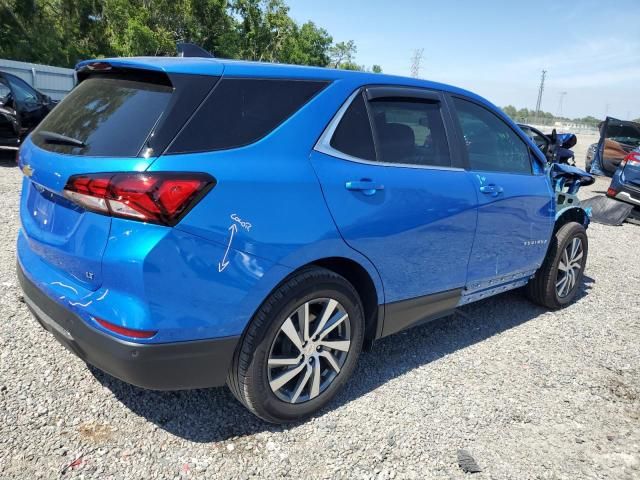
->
[526, 221, 588, 309]
[227, 267, 364, 423]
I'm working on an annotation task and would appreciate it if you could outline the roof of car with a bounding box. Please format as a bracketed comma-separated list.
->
[75, 56, 483, 102]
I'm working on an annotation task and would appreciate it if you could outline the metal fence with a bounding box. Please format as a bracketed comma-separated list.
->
[515, 117, 599, 134]
[0, 58, 75, 101]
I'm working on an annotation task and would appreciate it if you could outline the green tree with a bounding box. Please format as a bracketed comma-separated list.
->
[280, 21, 332, 66]
[516, 108, 530, 121]
[502, 105, 517, 119]
[371, 64, 382, 73]
[0, 0, 377, 72]
[329, 40, 356, 68]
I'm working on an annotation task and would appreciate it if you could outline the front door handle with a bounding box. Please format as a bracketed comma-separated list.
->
[479, 184, 504, 197]
[345, 179, 384, 196]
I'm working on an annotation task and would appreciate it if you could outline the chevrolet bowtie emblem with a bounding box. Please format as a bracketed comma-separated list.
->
[22, 164, 34, 177]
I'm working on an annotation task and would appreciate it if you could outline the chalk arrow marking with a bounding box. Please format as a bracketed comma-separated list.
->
[218, 223, 238, 272]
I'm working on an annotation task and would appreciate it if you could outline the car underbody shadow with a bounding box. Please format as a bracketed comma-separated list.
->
[0, 152, 17, 166]
[90, 276, 594, 443]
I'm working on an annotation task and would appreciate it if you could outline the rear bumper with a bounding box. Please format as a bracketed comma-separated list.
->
[0, 137, 19, 150]
[612, 185, 640, 206]
[18, 262, 239, 390]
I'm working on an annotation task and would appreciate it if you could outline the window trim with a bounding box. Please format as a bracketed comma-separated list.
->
[315, 85, 464, 172]
[446, 93, 547, 175]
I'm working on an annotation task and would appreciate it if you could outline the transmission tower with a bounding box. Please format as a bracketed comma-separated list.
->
[558, 91, 567, 117]
[410, 48, 424, 78]
[534, 70, 547, 123]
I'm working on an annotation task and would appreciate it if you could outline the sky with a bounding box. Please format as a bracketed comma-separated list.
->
[286, 0, 640, 120]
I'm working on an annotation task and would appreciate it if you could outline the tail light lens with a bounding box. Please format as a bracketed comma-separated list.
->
[621, 151, 640, 169]
[95, 317, 157, 339]
[63, 172, 215, 226]
[606, 186, 618, 197]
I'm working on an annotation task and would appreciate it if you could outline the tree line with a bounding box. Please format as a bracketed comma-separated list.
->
[502, 105, 640, 127]
[0, 0, 382, 72]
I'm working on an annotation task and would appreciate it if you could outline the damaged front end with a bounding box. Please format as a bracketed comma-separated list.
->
[550, 163, 595, 228]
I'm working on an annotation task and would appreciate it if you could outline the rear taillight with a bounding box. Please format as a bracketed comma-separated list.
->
[607, 186, 619, 197]
[621, 151, 640, 169]
[63, 172, 215, 226]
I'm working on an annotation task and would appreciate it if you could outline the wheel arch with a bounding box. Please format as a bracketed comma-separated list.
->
[247, 255, 384, 351]
[555, 206, 589, 233]
[309, 257, 381, 349]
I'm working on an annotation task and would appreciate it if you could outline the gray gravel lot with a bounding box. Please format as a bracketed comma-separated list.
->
[1, 143, 639, 479]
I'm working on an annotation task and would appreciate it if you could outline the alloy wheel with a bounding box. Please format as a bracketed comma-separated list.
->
[267, 298, 351, 404]
[556, 237, 583, 298]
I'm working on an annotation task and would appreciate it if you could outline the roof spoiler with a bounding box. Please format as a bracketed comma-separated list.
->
[177, 43, 214, 59]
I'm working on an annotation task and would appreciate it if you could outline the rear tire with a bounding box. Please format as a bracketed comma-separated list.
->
[526, 221, 588, 309]
[227, 267, 364, 423]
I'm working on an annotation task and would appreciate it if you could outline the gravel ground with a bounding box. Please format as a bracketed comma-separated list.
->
[1, 143, 639, 480]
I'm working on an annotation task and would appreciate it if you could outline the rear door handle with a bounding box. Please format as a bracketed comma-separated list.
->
[479, 184, 504, 197]
[345, 179, 385, 196]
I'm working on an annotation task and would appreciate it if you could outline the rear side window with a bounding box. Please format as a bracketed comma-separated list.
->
[369, 98, 451, 167]
[330, 93, 376, 161]
[453, 97, 532, 174]
[168, 78, 327, 154]
[32, 77, 173, 157]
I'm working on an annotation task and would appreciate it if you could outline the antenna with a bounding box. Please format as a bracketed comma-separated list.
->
[410, 48, 424, 78]
[534, 69, 547, 124]
[176, 43, 214, 58]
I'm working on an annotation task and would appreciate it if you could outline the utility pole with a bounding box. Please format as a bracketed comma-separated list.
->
[410, 48, 424, 78]
[558, 91, 567, 118]
[534, 69, 547, 124]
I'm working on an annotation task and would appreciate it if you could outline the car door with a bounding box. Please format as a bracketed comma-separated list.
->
[311, 86, 478, 336]
[447, 95, 554, 293]
[5, 74, 48, 133]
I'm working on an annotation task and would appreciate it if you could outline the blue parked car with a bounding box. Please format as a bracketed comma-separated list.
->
[608, 147, 640, 207]
[17, 56, 592, 423]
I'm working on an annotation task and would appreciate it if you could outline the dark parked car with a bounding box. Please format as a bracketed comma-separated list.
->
[585, 142, 597, 172]
[608, 147, 640, 207]
[0, 71, 56, 153]
[589, 117, 640, 176]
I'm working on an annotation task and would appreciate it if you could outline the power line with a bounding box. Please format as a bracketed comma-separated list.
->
[558, 91, 567, 117]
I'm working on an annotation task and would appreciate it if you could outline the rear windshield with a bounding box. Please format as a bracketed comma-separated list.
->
[605, 120, 640, 148]
[32, 77, 173, 157]
[167, 78, 328, 154]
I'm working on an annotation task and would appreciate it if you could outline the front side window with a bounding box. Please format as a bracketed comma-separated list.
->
[0, 79, 11, 104]
[6, 75, 38, 104]
[521, 126, 549, 153]
[368, 98, 451, 167]
[453, 97, 532, 174]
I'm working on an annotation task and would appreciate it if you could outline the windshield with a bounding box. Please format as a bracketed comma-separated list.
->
[605, 119, 640, 148]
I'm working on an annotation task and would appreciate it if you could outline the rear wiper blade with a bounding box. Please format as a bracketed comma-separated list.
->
[38, 130, 86, 148]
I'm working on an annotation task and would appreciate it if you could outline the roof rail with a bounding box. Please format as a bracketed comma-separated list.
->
[176, 43, 214, 59]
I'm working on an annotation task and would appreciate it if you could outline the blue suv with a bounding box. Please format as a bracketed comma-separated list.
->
[17, 57, 592, 423]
